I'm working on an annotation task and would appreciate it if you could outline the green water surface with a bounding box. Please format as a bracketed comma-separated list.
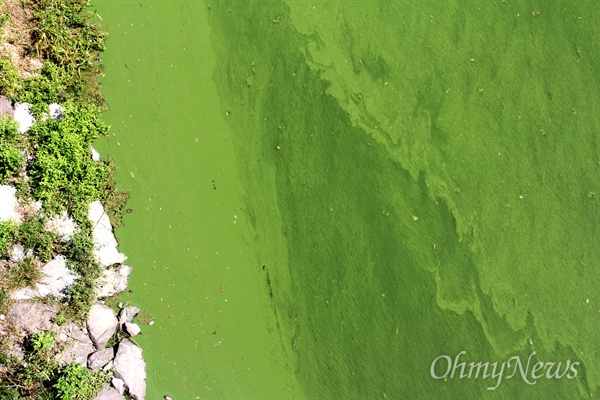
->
[95, 1, 598, 399]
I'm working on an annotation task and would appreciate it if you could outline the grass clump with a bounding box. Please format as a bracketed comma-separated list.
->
[1, 257, 41, 292]
[0, 221, 18, 257]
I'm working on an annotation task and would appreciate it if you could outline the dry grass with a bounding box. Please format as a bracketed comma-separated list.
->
[0, 0, 43, 78]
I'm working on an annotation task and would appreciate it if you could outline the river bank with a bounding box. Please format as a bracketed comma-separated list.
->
[0, 1, 147, 398]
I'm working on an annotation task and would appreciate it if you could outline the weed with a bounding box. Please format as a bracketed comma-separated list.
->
[31, 331, 57, 353]
[58, 278, 96, 323]
[0, 142, 24, 182]
[135, 309, 154, 325]
[0, 221, 18, 257]
[2, 257, 41, 291]
[0, 117, 19, 142]
[0, 60, 20, 99]
[101, 159, 130, 229]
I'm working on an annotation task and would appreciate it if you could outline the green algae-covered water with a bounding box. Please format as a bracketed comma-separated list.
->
[94, 1, 598, 399]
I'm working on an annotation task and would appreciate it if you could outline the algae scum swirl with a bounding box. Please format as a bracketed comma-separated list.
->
[96, 1, 598, 399]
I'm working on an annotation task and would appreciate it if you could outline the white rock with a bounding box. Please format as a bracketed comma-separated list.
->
[0, 185, 19, 223]
[111, 377, 125, 395]
[87, 303, 118, 349]
[96, 265, 132, 298]
[123, 322, 141, 338]
[11, 255, 77, 300]
[48, 103, 64, 120]
[114, 339, 146, 400]
[91, 145, 101, 162]
[13, 102, 35, 133]
[88, 201, 127, 267]
[45, 211, 77, 240]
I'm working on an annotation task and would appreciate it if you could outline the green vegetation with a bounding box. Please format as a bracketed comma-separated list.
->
[1, 256, 40, 292]
[0, 331, 109, 399]
[27, 102, 110, 223]
[0, 117, 23, 182]
[0, 221, 17, 256]
[0, 0, 106, 106]
[53, 364, 109, 400]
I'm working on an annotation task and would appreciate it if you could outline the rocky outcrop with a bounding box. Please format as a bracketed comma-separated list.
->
[88, 201, 127, 267]
[95, 265, 132, 298]
[8, 301, 57, 335]
[56, 323, 95, 366]
[113, 339, 146, 400]
[11, 255, 77, 300]
[1, 94, 148, 399]
[88, 348, 115, 371]
[87, 303, 118, 349]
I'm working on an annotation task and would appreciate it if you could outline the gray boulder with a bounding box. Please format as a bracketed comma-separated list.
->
[118, 306, 141, 325]
[8, 301, 57, 335]
[87, 303, 118, 349]
[57, 323, 94, 365]
[88, 348, 114, 371]
[114, 339, 146, 400]
[93, 384, 125, 400]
